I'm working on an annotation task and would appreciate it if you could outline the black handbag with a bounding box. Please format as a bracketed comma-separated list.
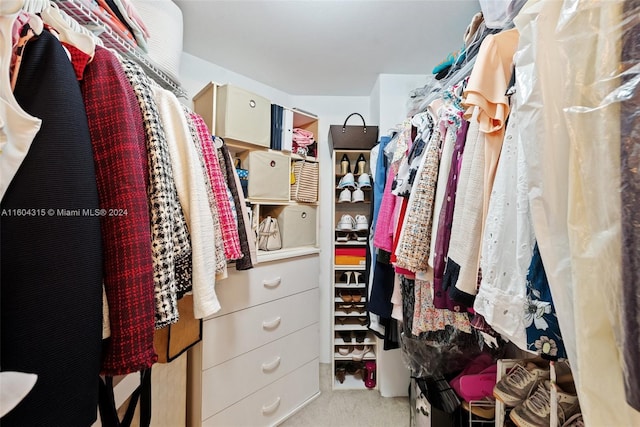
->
[328, 113, 379, 151]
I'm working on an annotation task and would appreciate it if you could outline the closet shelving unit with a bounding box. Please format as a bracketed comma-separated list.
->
[331, 149, 377, 390]
[55, 0, 187, 97]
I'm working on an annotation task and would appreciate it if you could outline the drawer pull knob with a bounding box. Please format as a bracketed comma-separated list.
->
[262, 277, 282, 288]
[261, 396, 281, 415]
[270, 160, 276, 167]
[261, 356, 281, 372]
[262, 316, 282, 330]
[249, 99, 256, 108]
[301, 212, 307, 219]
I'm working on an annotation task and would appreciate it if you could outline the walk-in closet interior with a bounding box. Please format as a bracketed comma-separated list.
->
[1, 0, 639, 426]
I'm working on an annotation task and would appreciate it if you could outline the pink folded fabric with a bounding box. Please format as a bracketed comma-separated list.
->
[449, 352, 494, 399]
[293, 128, 314, 145]
[335, 248, 367, 257]
[458, 369, 497, 402]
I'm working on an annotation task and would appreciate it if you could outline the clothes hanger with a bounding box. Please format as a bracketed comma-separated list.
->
[0, 0, 25, 15]
[40, 2, 97, 58]
[20, 0, 47, 14]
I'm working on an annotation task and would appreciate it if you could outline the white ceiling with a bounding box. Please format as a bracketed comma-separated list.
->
[174, 0, 480, 96]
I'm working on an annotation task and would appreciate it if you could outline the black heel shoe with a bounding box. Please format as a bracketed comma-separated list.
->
[355, 154, 366, 175]
[340, 154, 351, 175]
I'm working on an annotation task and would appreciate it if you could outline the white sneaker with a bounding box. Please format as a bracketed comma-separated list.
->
[358, 172, 372, 188]
[338, 188, 351, 203]
[337, 173, 355, 189]
[351, 186, 365, 203]
[336, 214, 356, 231]
[354, 215, 368, 231]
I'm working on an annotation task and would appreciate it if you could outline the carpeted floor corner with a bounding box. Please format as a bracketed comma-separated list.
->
[279, 364, 410, 427]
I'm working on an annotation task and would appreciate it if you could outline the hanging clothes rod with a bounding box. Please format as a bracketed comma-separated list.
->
[54, 0, 187, 98]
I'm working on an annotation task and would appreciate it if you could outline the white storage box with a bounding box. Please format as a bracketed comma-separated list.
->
[274, 205, 317, 248]
[216, 85, 271, 147]
[241, 151, 290, 201]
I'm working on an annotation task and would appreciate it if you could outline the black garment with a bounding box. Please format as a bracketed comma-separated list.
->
[1, 31, 103, 426]
[216, 141, 254, 271]
[368, 254, 395, 319]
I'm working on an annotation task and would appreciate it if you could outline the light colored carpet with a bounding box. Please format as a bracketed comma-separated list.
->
[279, 364, 410, 427]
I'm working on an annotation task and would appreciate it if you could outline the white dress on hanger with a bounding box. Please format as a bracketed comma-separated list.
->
[0, 11, 42, 200]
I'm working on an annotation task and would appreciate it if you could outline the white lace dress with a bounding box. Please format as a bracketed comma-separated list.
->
[473, 96, 535, 350]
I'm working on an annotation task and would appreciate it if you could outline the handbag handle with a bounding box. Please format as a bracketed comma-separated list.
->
[342, 113, 368, 134]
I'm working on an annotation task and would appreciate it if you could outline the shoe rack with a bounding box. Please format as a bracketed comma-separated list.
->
[332, 149, 377, 390]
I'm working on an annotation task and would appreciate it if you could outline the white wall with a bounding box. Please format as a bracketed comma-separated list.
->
[180, 52, 292, 108]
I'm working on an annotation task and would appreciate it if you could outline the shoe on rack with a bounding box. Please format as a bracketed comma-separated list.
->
[354, 215, 369, 231]
[338, 188, 352, 203]
[351, 185, 365, 203]
[354, 231, 368, 242]
[493, 361, 550, 407]
[338, 331, 352, 343]
[354, 331, 367, 343]
[336, 366, 346, 383]
[336, 214, 355, 231]
[340, 154, 351, 175]
[351, 345, 371, 362]
[364, 360, 376, 389]
[340, 271, 353, 285]
[336, 231, 349, 242]
[352, 271, 362, 285]
[355, 153, 367, 175]
[461, 399, 495, 420]
[357, 172, 372, 188]
[337, 172, 355, 189]
[337, 346, 350, 356]
[509, 380, 580, 427]
[560, 412, 584, 427]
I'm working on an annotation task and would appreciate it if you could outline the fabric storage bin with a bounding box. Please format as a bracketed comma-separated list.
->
[273, 205, 317, 248]
[216, 85, 271, 147]
[241, 151, 290, 200]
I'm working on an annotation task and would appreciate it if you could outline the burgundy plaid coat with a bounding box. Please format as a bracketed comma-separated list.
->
[81, 47, 157, 375]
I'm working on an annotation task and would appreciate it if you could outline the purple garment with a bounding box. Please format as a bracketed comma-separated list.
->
[432, 119, 470, 312]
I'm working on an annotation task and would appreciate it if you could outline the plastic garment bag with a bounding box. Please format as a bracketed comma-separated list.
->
[479, 0, 528, 28]
[514, 0, 640, 424]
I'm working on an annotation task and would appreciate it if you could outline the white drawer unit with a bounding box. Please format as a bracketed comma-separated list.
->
[215, 84, 271, 148]
[202, 288, 318, 368]
[210, 255, 319, 318]
[202, 360, 319, 427]
[201, 324, 319, 418]
[188, 254, 320, 427]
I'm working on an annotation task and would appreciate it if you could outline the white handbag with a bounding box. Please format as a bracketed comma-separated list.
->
[257, 216, 282, 251]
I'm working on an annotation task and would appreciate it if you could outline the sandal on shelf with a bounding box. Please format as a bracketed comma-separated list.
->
[338, 331, 352, 343]
[335, 316, 348, 325]
[336, 304, 352, 314]
[337, 346, 351, 356]
[354, 331, 367, 343]
[345, 361, 365, 379]
[351, 345, 371, 362]
[335, 366, 346, 384]
[338, 290, 353, 302]
[353, 272, 362, 285]
[351, 291, 362, 303]
[341, 271, 353, 285]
